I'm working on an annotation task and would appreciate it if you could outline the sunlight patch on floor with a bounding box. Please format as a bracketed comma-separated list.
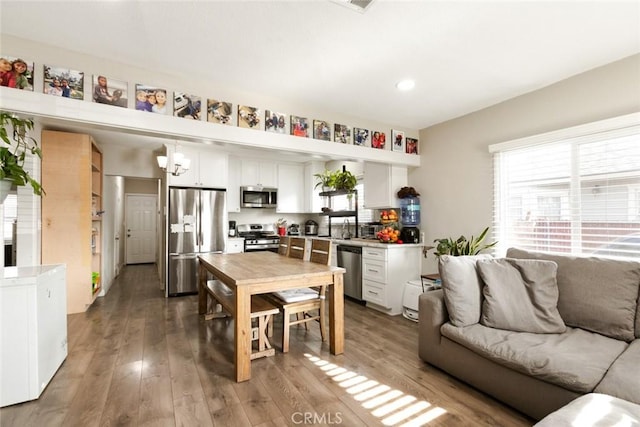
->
[305, 353, 447, 426]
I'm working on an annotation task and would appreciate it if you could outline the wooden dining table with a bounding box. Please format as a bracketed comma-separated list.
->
[197, 251, 346, 382]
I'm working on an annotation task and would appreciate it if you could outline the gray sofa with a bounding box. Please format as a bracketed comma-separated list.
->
[418, 248, 640, 420]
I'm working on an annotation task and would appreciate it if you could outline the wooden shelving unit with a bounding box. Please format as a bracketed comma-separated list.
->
[41, 130, 103, 314]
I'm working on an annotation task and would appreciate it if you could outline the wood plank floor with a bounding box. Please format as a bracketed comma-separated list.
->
[0, 264, 534, 426]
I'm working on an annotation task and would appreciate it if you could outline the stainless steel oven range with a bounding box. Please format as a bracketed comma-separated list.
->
[237, 223, 280, 252]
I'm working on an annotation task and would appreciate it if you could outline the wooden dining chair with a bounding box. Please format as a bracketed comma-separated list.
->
[287, 237, 306, 259]
[278, 236, 290, 256]
[268, 238, 331, 352]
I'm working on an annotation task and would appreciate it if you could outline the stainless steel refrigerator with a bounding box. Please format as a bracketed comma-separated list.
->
[168, 187, 227, 296]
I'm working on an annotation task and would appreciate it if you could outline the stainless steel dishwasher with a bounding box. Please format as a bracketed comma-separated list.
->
[337, 245, 363, 301]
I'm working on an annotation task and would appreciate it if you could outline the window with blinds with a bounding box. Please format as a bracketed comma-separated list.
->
[491, 115, 640, 260]
[3, 194, 17, 241]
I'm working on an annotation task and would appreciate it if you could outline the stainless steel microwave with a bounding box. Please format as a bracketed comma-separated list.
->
[240, 186, 278, 208]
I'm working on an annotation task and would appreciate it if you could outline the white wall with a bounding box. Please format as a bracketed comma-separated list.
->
[100, 175, 125, 296]
[415, 54, 640, 273]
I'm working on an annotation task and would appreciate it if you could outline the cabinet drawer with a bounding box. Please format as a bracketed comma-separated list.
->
[363, 247, 387, 262]
[362, 258, 387, 283]
[363, 280, 387, 306]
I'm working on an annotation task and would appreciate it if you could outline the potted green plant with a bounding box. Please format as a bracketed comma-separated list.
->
[313, 169, 336, 192]
[0, 111, 44, 200]
[433, 227, 497, 257]
[333, 169, 357, 195]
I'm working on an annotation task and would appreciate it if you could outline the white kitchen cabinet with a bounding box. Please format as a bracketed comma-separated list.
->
[363, 163, 408, 209]
[1, 264, 67, 408]
[227, 156, 241, 212]
[226, 237, 244, 253]
[277, 163, 305, 213]
[362, 245, 421, 315]
[304, 161, 325, 213]
[240, 159, 277, 187]
[168, 145, 228, 188]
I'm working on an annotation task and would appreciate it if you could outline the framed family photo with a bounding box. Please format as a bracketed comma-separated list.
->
[354, 128, 369, 146]
[207, 99, 232, 124]
[290, 115, 308, 137]
[372, 131, 386, 149]
[135, 84, 169, 114]
[238, 105, 261, 129]
[334, 124, 351, 144]
[92, 75, 127, 108]
[406, 137, 418, 154]
[313, 120, 331, 141]
[392, 129, 405, 152]
[1, 55, 34, 91]
[265, 110, 286, 133]
[44, 65, 84, 99]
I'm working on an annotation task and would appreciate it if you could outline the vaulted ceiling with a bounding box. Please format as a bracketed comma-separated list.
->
[1, 1, 639, 131]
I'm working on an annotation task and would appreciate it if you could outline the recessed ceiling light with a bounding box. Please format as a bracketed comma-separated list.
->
[396, 79, 415, 91]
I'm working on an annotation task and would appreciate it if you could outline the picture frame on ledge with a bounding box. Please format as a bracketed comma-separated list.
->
[372, 131, 386, 149]
[392, 129, 404, 152]
[354, 128, 369, 146]
[92, 75, 127, 108]
[334, 124, 351, 144]
[207, 99, 232, 124]
[135, 84, 169, 114]
[238, 105, 261, 129]
[44, 64, 84, 100]
[265, 110, 287, 133]
[1, 55, 34, 91]
[174, 93, 201, 120]
[313, 120, 331, 141]
[406, 137, 418, 154]
[290, 115, 309, 137]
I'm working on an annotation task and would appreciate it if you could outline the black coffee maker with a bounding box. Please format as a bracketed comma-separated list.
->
[400, 227, 420, 244]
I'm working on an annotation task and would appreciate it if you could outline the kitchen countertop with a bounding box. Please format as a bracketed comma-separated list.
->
[304, 236, 426, 249]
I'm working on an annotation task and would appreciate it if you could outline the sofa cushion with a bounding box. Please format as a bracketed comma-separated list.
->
[478, 258, 565, 334]
[438, 254, 492, 327]
[506, 248, 640, 342]
[594, 339, 640, 404]
[441, 323, 628, 393]
[534, 393, 640, 427]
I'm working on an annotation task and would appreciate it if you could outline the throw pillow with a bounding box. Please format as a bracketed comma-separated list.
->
[507, 247, 640, 342]
[478, 258, 566, 333]
[438, 254, 493, 327]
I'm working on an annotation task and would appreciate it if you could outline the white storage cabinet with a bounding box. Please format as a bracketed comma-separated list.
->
[168, 145, 228, 188]
[1, 264, 67, 407]
[362, 246, 421, 315]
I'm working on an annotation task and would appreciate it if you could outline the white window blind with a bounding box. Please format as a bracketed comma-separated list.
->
[3, 194, 17, 242]
[492, 115, 640, 260]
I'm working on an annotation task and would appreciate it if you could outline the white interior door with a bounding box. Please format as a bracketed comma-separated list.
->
[125, 194, 157, 264]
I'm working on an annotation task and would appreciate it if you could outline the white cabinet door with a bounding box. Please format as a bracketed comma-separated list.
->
[198, 150, 228, 188]
[277, 163, 304, 213]
[168, 147, 228, 188]
[241, 160, 277, 187]
[304, 161, 325, 213]
[363, 163, 408, 209]
[227, 156, 241, 212]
